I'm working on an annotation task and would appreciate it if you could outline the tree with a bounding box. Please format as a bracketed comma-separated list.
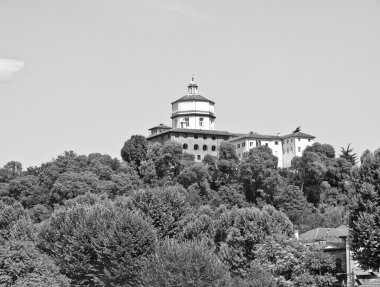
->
[49, 171, 99, 205]
[7, 175, 42, 208]
[156, 141, 183, 180]
[0, 161, 23, 183]
[210, 184, 248, 208]
[0, 240, 70, 287]
[124, 186, 191, 238]
[254, 236, 335, 286]
[230, 263, 278, 287]
[38, 197, 156, 286]
[120, 135, 149, 168]
[217, 142, 239, 185]
[214, 205, 293, 276]
[305, 143, 335, 159]
[142, 239, 231, 287]
[340, 144, 357, 166]
[0, 201, 28, 244]
[274, 184, 315, 227]
[349, 148, 380, 270]
[238, 146, 282, 203]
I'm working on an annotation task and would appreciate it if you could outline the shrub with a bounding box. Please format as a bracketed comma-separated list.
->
[38, 198, 156, 286]
[142, 239, 231, 287]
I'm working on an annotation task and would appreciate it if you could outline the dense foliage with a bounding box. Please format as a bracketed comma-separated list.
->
[0, 136, 375, 286]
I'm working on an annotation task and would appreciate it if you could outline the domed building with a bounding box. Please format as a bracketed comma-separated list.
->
[171, 77, 215, 130]
[146, 77, 315, 166]
[147, 77, 240, 161]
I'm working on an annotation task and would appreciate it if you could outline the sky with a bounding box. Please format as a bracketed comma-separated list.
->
[0, 0, 379, 168]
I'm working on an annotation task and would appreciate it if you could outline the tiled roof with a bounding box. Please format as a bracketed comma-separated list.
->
[148, 124, 172, 130]
[281, 131, 315, 139]
[146, 128, 242, 140]
[229, 133, 281, 142]
[299, 226, 348, 242]
[171, 94, 215, 104]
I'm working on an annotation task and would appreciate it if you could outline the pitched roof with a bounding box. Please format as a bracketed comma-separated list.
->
[229, 132, 281, 142]
[281, 131, 315, 139]
[146, 128, 242, 140]
[171, 94, 215, 104]
[148, 124, 172, 130]
[299, 226, 348, 243]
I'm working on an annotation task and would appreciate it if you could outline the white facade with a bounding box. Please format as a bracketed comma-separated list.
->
[230, 132, 314, 168]
[171, 78, 215, 130]
[282, 135, 314, 168]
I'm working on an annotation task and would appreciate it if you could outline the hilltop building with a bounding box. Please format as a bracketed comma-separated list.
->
[147, 77, 315, 167]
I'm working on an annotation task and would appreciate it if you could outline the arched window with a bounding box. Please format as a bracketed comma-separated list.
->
[183, 144, 188, 150]
[203, 145, 208, 151]
[194, 144, 199, 150]
[211, 145, 216, 151]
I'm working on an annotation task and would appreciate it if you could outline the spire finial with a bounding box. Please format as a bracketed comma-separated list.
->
[187, 75, 198, 94]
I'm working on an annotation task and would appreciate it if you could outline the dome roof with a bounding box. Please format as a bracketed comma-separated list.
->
[171, 77, 214, 104]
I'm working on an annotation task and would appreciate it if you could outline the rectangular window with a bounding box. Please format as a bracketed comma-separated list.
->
[203, 135, 207, 140]
[275, 141, 278, 145]
[291, 147, 293, 152]
[199, 118, 204, 127]
[237, 144, 240, 148]
[256, 140, 261, 146]
[183, 134, 187, 138]
[287, 148, 289, 153]
[212, 136, 216, 140]
[182, 118, 189, 128]
[308, 139, 311, 142]
[265, 143, 268, 147]
[197, 155, 201, 160]
[194, 135, 198, 139]
[287, 140, 289, 143]
[242, 142, 246, 147]
[175, 133, 179, 138]
[298, 138, 301, 141]
[250, 142, 253, 146]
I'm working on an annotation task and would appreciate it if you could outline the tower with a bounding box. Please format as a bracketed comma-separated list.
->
[171, 77, 215, 130]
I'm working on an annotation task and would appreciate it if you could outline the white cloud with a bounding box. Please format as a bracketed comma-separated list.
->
[0, 58, 24, 82]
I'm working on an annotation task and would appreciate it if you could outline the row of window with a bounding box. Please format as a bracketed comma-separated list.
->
[283, 147, 302, 154]
[174, 133, 219, 140]
[158, 133, 224, 141]
[236, 140, 279, 149]
[183, 144, 217, 152]
[285, 138, 311, 144]
[178, 117, 214, 128]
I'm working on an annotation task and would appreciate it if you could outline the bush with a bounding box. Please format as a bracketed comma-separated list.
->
[125, 186, 191, 238]
[0, 240, 70, 287]
[142, 239, 231, 287]
[38, 197, 156, 286]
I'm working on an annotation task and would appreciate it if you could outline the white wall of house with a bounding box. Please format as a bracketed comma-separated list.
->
[231, 137, 284, 168]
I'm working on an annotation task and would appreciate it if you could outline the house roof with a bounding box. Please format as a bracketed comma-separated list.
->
[146, 128, 242, 140]
[228, 131, 315, 142]
[299, 226, 348, 242]
[148, 124, 172, 130]
[281, 131, 316, 139]
[171, 94, 215, 105]
[229, 132, 281, 142]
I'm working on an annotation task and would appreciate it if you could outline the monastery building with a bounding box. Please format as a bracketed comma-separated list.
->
[147, 78, 315, 168]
